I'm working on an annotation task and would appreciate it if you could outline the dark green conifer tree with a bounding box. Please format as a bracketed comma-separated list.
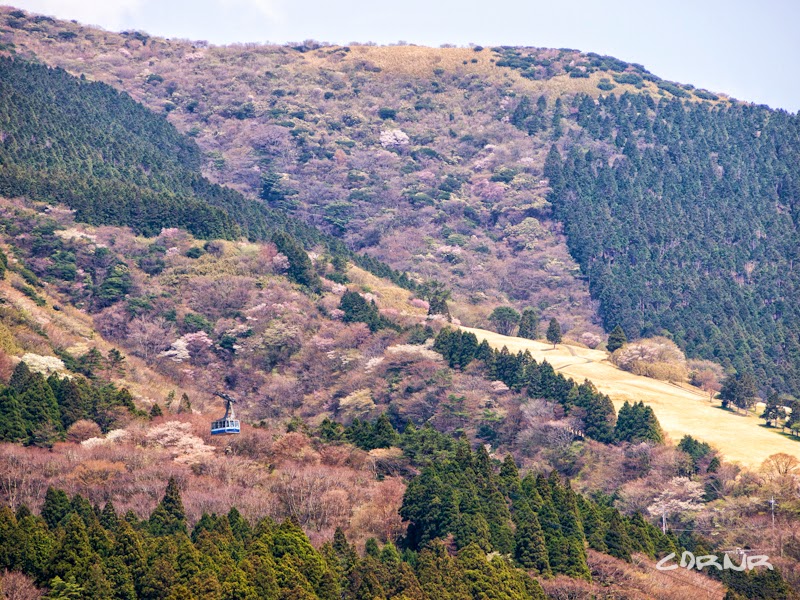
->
[414, 541, 469, 600]
[474, 339, 494, 364]
[42, 487, 71, 529]
[149, 477, 187, 536]
[13, 364, 62, 440]
[16, 512, 55, 580]
[272, 231, 319, 290]
[103, 555, 137, 600]
[49, 513, 94, 585]
[546, 318, 562, 348]
[114, 521, 147, 595]
[513, 509, 551, 575]
[0, 388, 27, 442]
[517, 307, 540, 340]
[0, 507, 18, 571]
[606, 325, 627, 353]
[604, 510, 633, 561]
[573, 380, 616, 443]
[371, 413, 400, 449]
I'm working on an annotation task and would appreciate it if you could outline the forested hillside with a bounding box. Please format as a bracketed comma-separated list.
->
[0, 8, 611, 334]
[1, 429, 791, 599]
[544, 95, 800, 394]
[0, 56, 420, 292]
[2, 6, 800, 598]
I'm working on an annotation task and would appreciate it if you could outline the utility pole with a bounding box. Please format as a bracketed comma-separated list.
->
[769, 496, 782, 558]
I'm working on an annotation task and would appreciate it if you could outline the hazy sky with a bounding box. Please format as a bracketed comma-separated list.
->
[10, 0, 800, 112]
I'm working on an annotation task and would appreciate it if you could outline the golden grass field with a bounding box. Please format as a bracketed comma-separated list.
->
[347, 266, 429, 317]
[336, 45, 729, 106]
[461, 326, 800, 468]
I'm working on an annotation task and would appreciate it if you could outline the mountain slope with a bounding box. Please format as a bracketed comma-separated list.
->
[545, 95, 800, 395]
[461, 326, 798, 468]
[0, 56, 344, 251]
[0, 8, 610, 334]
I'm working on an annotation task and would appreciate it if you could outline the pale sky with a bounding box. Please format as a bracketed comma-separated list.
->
[9, 0, 800, 112]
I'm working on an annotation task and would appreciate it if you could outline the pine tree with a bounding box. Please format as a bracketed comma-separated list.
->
[348, 558, 388, 600]
[100, 500, 119, 531]
[139, 555, 178, 600]
[50, 377, 86, 430]
[615, 401, 663, 444]
[68, 494, 94, 527]
[415, 541, 469, 600]
[16, 512, 55, 579]
[513, 510, 551, 575]
[42, 487, 70, 529]
[0, 389, 27, 442]
[272, 231, 319, 290]
[0, 506, 18, 571]
[84, 561, 113, 599]
[149, 477, 187, 536]
[474, 340, 494, 364]
[13, 364, 62, 439]
[103, 555, 137, 600]
[572, 380, 616, 443]
[88, 519, 113, 558]
[562, 538, 591, 580]
[364, 538, 380, 559]
[499, 454, 521, 500]
[371, 413, 400, 449]
[241, 552, 279, 599]
[457, 332, 479, 369]
[627, 512, 656, 557]
[339, 291, 385, 332]
[49, 513, 94, 584]
[9, 360, 34, 391]
[454, 513, 492, 552]
[604, 511, 633, 561]
[114, 520, 146, 596]
[546, 318, 562, 348]
[227, 506, 252, 544]
[517, 308, 540, 340]
[606, 325, 627, 353]
[536, 486, 566, 572]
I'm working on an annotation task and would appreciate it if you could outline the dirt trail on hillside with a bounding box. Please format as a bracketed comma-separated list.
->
[461, 326, 800, 468]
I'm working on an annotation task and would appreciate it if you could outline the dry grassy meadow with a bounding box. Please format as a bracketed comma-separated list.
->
[462, 326, 800, 468]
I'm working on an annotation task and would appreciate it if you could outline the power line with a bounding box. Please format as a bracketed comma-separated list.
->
[668, 526, 771, 533]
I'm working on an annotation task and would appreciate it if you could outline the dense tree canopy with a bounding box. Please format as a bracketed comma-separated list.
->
[545, 93, 800, 396]
[0, 57, 420, 293]
[0, 361, 137, 446]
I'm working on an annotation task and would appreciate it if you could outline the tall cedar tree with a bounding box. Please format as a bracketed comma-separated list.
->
[517, 307, 540, 340]
[606, 325, 627, 353]
[149, 477, 187, 536]
[271, 231, 319, 290]
[614, 401, 664, 444]
[546, 318, 562, 348]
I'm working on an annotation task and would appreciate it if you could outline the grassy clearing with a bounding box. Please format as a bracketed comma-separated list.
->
[338, 45, 728, 108]
[461, 326, 800, 468]
[347, 265, 428, 316]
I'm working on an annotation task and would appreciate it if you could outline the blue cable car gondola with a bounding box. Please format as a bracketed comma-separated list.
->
[211, 391, 240, 435]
